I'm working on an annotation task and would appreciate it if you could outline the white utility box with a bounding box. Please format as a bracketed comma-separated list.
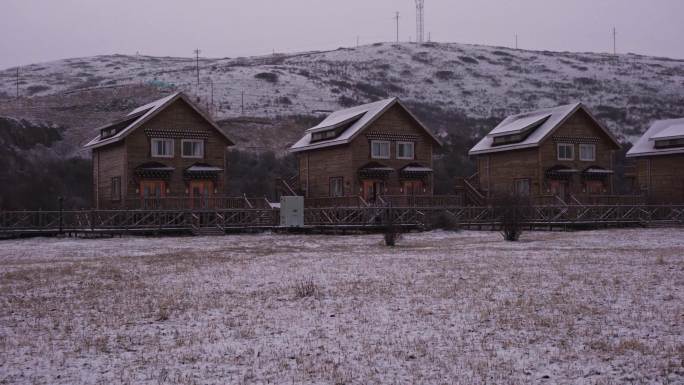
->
[280, 196, 304, 228]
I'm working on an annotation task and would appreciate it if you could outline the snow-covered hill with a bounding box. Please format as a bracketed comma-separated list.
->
[1, 41, 684, 154]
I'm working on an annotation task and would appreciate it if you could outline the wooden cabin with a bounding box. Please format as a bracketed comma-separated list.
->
[84, 92, 234, 209]
[626, 118, 684, 204]
[289, 98, 442, 202]
[468, 103, 622, 204]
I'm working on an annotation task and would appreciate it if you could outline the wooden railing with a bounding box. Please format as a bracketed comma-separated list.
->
[100, 196, 269, 210]
[380, 195, 463, 207]
[0, 204, 683, 236]
[304, 196, 369, 208]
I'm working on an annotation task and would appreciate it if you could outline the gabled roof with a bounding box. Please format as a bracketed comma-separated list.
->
[627, 118, 684, 158]
[469, 103, 621, 156]
[289, 97, 442, 153]
[83, 92, 234, 149]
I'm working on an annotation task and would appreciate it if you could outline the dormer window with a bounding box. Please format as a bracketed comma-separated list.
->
[654, 138, 684, 149]
[311, 129, 339, 143]
[490, 114, 550, 146]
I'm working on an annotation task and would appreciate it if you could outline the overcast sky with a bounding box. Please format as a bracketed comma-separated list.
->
[2, 0, 683, 69]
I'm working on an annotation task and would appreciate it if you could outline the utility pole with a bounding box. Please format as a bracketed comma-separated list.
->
[193, 49, 201, 87]
[394, 12, 400, 43]
[515, 34, 518, 49]
[356, 36, 360, 48]
[612, 27, 617, 55]
[241, 90, 245, 115]
[415, 0, 425, 44]
[209, 78, 214, 115]
[15, 67, 19, 98]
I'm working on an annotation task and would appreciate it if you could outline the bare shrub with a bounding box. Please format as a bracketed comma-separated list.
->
[254, 72, 278, 83]
[293, 278, 319, 298]
[383, 207, 401, 246]
[428, 211, 460, 231]
[495, 193, 531, 242]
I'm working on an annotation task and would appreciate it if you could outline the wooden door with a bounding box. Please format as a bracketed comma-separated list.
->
[549, 180, 568, 202]
[140, 180, 165, 209]
[189, 180, 214, 209]
[402, 180, 423, 196]
[362, 180, 384, 203]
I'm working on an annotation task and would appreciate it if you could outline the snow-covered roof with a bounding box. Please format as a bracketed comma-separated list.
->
[83, 92, 233, 150]
[487, 113, 551, 138]
[583, 167, 614, 174]
[401, 166, 433, 173]
[469, 103, 620, 156]
[627, 118, 684, 158]
[290, 97, 441, 153]
[185, 165, 224, 172]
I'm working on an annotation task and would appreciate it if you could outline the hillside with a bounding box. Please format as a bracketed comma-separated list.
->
[1, 42, 684, 156]
[1, 42, 684, 208]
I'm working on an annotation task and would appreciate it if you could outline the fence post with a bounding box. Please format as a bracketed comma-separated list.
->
[58, 196, 64, 235]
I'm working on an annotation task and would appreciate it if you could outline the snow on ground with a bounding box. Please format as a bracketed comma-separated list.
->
[0, 229, 682, 384]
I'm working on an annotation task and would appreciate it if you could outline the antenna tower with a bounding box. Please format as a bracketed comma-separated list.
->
[415, 0, 425, 44]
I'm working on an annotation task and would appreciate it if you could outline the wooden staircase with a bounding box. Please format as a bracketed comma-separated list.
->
[455, 174, 486, 206]
[276, 175, 300, 198]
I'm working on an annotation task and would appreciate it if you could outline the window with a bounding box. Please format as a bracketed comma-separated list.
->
[396, 142, 415, 160]
[514, 179, 530, 196]
[579, 144, 596, 161]
[111, 177, 121, 201]
[557, 143, 574, 161]
[182, 139, 204, 158]
[371, 140, 391, 159]
[329, 177, 344, 197]
[151, 138, 174, 158]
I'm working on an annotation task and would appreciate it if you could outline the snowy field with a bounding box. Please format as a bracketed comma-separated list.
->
[0, 229, 682, 384]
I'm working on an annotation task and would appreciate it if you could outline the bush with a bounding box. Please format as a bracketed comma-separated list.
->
[435, 70, 456, 81]
[383, 207, 402, 246]
[26, 85, 51, 95]
[495, 193, 531, 242]
[338, 95, 357, 107]
[459, 56, 479, 65]
[254, 72, 278, 83]
[429, 211, 460, 231]
[276, 96, 292, 105]
[294, 278, 319, 298]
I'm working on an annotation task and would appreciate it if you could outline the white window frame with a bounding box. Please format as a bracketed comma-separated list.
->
[181, 139, 204, 159]
[371, 140, 391, 159]
[111, 176, 121, 202]
[579, 143, 596, 162]
[396, 141, 415, 160]
[329, 177, 344, 198]
[514, 178, 531, 196]
[557, 143, 574, 161]
[151, 138, 174, 158]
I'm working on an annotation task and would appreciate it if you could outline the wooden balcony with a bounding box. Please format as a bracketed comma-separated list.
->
[99, 195, 273, 210]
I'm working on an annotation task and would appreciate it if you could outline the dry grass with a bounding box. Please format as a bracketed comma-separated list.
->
[0, 229, 682, 384]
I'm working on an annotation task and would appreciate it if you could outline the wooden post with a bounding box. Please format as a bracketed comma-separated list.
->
[58, 196, 63, 235]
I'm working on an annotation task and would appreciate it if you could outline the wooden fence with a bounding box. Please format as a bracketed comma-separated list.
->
[0, 204, 682, 237]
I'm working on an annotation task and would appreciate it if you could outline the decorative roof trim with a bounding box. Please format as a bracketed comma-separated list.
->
[84, 92, 234, 150]
[290, 97, 442, 153]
